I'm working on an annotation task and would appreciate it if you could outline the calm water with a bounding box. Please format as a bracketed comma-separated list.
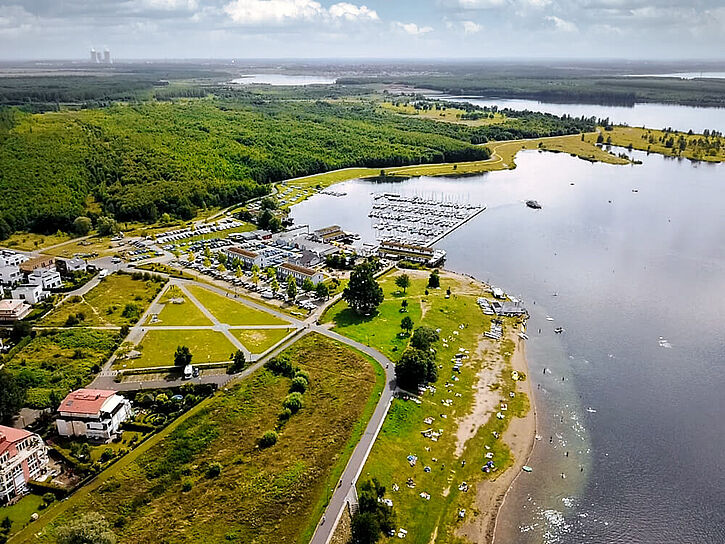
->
[440, 96, 725, 134]
[290, 150, 725, 543]
[231, 74, 336, 85]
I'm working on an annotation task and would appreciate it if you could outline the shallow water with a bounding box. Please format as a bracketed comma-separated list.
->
[230, 73, 336, 86]
[291, 150, 725, 543]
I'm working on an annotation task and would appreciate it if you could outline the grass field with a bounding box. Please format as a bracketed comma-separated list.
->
[43, 235, 119, 259]
[3, 329, 119, 408]
[0, 493, 45, 535]
[147, 286, 212, 327]
[0, 231, 74, 251]
[380, 101, 508, 126]
[29, 334, 381, 544]
[186, 284, 289, 326]
[42, 273, 165, 328]
[585, 126, 725, 162]
[231, 327, 294, 354]
[326, 270, 530, 543]
[120, 329, 237, 369]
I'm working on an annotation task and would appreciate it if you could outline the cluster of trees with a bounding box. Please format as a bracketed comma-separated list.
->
[343, 262, 384, 315]
[351, 479, 396, 544]
[263, 352, 312, 446]
[394, 327, 440, 391]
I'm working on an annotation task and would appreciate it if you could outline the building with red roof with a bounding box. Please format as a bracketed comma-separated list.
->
[0, 425, 49, 503]
[56, 389, 132, 441]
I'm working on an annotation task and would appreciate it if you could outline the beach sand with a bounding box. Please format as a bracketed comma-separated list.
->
[456, 335, 537, 544]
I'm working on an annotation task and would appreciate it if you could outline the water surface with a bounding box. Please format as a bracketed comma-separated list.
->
[290, 150, 725, 543]
[231, 73, 336, 85]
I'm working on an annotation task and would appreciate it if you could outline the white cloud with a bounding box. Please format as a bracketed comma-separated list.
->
[395, 22, 434, 35]
[521, 0, 552, 7]
[444, 0, 506, 9]
[545, 15, 577, 32]
[329, 3, 379, 21]
[462, 20, 482, 33]
[137, 0, 199, 10]
[224, 0, 324, 25]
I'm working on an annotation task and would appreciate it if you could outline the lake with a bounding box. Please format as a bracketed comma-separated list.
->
[230, 74, 337, 85]
[438, 96, 725, 134]
[290, 150, 725, 543]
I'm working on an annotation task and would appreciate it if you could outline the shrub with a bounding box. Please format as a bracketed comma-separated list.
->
[206, 462, 222, 478]
[259, 430, 278, 448]
[182, 479, 193, 492]
[282, 392, 303, 413]
[265, 353, 295, 377]
[278, 408, 292, 421]
[289, 376, 308, 393]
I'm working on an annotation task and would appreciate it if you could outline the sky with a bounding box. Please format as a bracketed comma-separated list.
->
[1, 0, 724, 61]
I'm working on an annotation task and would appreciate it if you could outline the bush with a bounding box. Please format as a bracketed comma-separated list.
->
[289, 376, 308, 393]
[278, 407, 292, 421]
[265, 353, 295, 377]
[282, 392, 303, 414]
[182, 479, 193, 492]
[259, 430, 278, 448]
[206, 462, 222, 478]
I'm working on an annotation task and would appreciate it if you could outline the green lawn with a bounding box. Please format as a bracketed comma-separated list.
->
[119, 329, 237, 369]
[186, 284, 289, 326]
[147, 286, 212, 327]
[30, 333, 380, 544]
[0, 493, 45, 535]
[230, 327, 294, 354]
[328, 270, 530, 543]
[42, 273, 165, 328]
[3, 329, 119, 408]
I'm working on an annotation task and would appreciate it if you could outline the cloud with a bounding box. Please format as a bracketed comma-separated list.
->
[395, 21, 434, 35]
[462, 20, 482, 33]
[545, 15, 577, 32]
[446, 0, 506, 8]
[223, 0, 323, 25]
[329, 2, 378, 21]
[138, 0, 199, 10]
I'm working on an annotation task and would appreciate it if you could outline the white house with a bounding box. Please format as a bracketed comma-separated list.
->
[277, 262, 324, 286]
[27, 268, 62, 290]
[0, 299, 32, 322]
[0, 425, 50, 503]
[0, 251, 28, 268]
[57, 258, 87, 274]
[225, 247, 263, 269]
[0, 265, 22, 286]
[56, 389, 132, 441]
[11, 284, 48, 305]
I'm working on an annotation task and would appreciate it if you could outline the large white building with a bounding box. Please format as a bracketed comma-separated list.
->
[0, 426, 50, 503]
[277, 262, 324, 286]
[0, 299, 31, 322]
[0, 251, 26, 287]
[11, 284, 48, 305]
[56, 389, 132, 441]
[27, 268, 62, 290]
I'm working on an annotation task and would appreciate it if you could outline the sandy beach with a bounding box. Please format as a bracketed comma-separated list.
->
[456, 334, 537, 544]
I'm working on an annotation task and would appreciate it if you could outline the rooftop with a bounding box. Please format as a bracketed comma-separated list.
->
[58, 389, 117, 415]
[280, 262, 318, 276]
[0, 425, 33, 456]
[228, 247, 259, 258]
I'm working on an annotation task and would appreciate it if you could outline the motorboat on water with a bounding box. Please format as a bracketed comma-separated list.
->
[526, 200, 542, 209]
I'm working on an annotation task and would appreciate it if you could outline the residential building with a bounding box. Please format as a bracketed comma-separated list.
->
[19, 256, 54, 274]
[27, 268, 62, 290]
[277, 262, 324, 286]
[0, 299, 32, 322]
[378, 240, 446, 266]
[0, 265, 22, 286]
[312, 225, 347, 243]
[225, 247, 263, 269]
[0, 425, 50, 503]
[56, 389, 132, 441]
[11, 284, 48, 305]
[0, 251, 28, 268]
[56, 258, 87, 274]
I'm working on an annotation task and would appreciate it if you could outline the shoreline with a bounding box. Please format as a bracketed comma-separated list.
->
[456, 332, 538, 544]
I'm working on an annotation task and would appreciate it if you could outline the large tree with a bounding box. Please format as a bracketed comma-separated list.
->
[343, 263, 384, 315]
[394, 348, 438, 391]
[174, 345, 192, 367]
[0, 370, 25, 424]
[394, 273, 410, 294]
[410, 326, 439, 352]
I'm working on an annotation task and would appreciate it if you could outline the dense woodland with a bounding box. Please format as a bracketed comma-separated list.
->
[0, 79, 595, 239]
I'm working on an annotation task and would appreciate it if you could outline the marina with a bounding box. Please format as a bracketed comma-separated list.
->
[369, 193, 485, 247]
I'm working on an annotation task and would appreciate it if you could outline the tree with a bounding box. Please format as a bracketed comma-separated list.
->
[72, 216, 92, 236]
[235, 266, 243, 278]
[271, 278, 280, 294]
[217, 263, 226, 273]
[400, 316, 414, 335]
[301, 278, 315, 292]
[0, 370, 25, 425]
[251, 264, 260, 285]
[401, 299, 408, 312]
[394, 348, 437, 391]
[427, 270, 440, 289]
[351, 478, 395, 544]
[257, 209, 275, 230]
[56, 512, 117, 544]
[343, 263, 384, 315]
[260, 197, 278, 210]
[265, 267, 276, 280]
[159, 212, 172, 224]
[315, 281, 329, 299]
[283, 392, 303, 413]
[351, 512, 381, 544]
[286, 276, 297, 300]
[96, 216, 118, 236]
[411, 326, 439, 352]
[229, 350, 246, 373]
[174, 345, 192, 367]
[290, 376, 308, 393]
[217, 252, 228, 266]
[395, 274, 410, 294]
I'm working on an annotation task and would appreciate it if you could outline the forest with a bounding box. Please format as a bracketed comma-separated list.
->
[0, 82, 595, 239]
